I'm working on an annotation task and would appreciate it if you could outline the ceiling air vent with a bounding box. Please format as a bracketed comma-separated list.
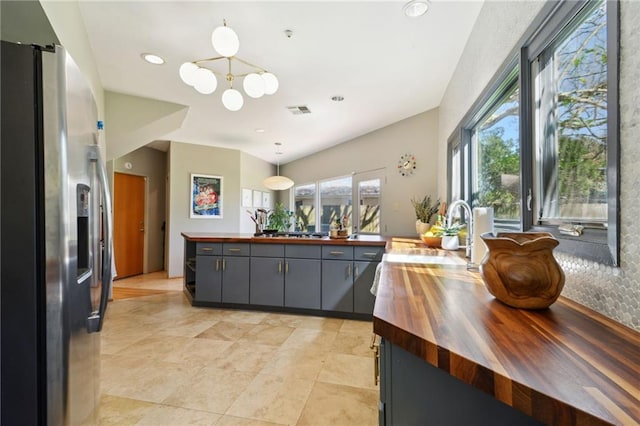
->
[286, 105, 311, 115]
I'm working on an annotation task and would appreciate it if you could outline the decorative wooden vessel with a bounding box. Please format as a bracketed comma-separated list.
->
[479, 232, 565, 309]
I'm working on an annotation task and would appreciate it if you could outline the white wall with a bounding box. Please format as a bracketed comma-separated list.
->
[437, 1, 639, 331]
[281, 110, 439, 237]
[240, 152, 277, 234]
[436, 0, 546, 197]
[167, 142, 269, 277]
[39, 0, 104, 125]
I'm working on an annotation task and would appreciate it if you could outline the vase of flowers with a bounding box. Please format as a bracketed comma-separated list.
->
[411, 195, 440, 236]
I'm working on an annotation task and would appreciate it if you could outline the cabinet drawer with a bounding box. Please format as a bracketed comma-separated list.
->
[196, 242, 222, 256]
[322, 245, 354, 260]
[355, 246, 384, 262]
[252, 243, 284, 257]
[286, 244, 321, 259]
[222, 243, 250, 256]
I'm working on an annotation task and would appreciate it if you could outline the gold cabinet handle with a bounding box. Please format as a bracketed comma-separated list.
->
[329, 251, 344, 255]
[222, 259, 226, 271]
[278, 261, 282, 273]
[215, 259, 220, 271]
[347, 263, 351, 277]
[363, 252, 378, 257]
[228, 248, 241, 252]
[285, 261, 289, 274]
[201, 247, 213, 252]
[354, 265, 359, 280]
[370, 334, 380, 386]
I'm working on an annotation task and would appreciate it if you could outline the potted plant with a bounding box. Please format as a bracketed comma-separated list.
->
[268, 202, 293, 232]
[435, 223, 465, 250]
[410, 195, 440, 235]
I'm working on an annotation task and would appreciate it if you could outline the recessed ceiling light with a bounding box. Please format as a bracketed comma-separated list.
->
[255, 128, 266, 133]
[141, 53, 165, 65]
[331, 95, 344, 102]
[403, 0, 429, 18]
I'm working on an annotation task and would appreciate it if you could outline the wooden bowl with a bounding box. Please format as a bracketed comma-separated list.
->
[480, 232, 565, 309]
[421, 235, 442, 248]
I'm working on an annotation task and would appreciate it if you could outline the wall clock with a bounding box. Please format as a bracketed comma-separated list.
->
[398, 154, 417, 176]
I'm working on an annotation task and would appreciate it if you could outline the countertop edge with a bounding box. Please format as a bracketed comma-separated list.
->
[372, 247, 640, 426]
[181, 232, 389, 246]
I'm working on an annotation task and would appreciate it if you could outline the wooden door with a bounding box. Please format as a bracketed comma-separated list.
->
[114, 172, 145, 279]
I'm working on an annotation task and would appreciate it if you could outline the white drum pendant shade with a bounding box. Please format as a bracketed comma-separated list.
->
[263, 175, 294, 191]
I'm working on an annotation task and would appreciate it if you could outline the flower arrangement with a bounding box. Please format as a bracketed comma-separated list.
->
[410, 195, 440, 223]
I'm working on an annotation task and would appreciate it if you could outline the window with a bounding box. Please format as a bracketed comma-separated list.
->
[472, 82, 520, 224]
[319, 176, 353, 233]
[353, 170, 383, 234]
[533, 1, 608, 225]
[293, 183, 316, 232]
[448, 0, 619, 264]
[291, 170, 384, 235]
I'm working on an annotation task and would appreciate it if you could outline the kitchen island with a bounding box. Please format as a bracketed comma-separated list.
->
[181, 232, 388, 319]
[374, 238, 640, 425]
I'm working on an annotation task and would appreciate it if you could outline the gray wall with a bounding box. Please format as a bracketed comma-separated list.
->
[113, 147, 167, 273]
[438, 1, 639, 331]
[281, 110, 440, 237]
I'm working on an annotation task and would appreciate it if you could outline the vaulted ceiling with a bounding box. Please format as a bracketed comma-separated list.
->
[78, 1, 483, 163]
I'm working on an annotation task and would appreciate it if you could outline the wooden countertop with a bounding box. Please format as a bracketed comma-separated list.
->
[373, 238, 640, 425]
[181, 232, 389, 247]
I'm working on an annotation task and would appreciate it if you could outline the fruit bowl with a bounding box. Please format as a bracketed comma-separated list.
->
[421, 234, 442, 248]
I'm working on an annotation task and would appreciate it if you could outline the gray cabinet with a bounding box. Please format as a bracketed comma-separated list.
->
[322, 260, 354, 312]
[184, 238, 383, 317]
[379, 339, 542, 426]
[354, 261, 377, 314]
[285, 258, 321, 309]
[353, 246, 383, 314]
[250, 257, 284, 306]
[220, 243, 250, 304]
[321, 245, 381, 314]
[193, 243, 223, 303]
[195, 255, 222, 302]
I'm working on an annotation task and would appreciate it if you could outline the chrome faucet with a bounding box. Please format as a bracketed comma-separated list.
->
[446, 199, 473, 260]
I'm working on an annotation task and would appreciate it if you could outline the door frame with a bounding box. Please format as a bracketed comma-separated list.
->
[113, 171, 148, 276]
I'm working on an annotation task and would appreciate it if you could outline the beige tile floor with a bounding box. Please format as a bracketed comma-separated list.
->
[100, 272, 378, 425]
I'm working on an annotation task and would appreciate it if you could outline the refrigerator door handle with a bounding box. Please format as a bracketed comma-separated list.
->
[86, 145, 113, 333]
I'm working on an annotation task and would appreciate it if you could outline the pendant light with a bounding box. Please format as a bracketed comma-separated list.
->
[263, 143, 294, 190]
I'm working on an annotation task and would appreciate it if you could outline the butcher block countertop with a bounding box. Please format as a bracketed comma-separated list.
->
[181, 232, 389, 246]
[373, 238, 640, 425]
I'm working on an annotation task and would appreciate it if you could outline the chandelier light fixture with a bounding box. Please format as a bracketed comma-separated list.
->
[263, 143, 294, 191]
[179, 20, 279, 111]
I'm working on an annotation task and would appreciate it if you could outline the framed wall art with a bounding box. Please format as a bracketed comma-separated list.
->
[253, 190, 263, 208]
[190, 174, 223, 218]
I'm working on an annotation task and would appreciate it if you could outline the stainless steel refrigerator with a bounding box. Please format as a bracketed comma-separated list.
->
[1, 41, 113, 425]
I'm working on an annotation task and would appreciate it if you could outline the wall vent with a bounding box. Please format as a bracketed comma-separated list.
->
[286, 105, 311, 115]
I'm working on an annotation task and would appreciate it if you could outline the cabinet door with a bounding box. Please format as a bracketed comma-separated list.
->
[354, 261, 378, 314]
[321, 260, 353, 312]
[195, 255, 222, 302]
[285, 258, 321, 309]
[250, 257, 284, 306]
[222, 257, 250, 304]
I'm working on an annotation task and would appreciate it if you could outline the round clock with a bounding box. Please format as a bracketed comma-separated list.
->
[398, 154, 417, 176]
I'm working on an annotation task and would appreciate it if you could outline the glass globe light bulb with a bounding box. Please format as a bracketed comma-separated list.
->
[211, 25, 240, 57]
[179, 62, 199, 86]
[222, 88, 244, 111]
[193, 68, 217, 94]
[261, 72, 279, 95]
[243, 73, 265, 98]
